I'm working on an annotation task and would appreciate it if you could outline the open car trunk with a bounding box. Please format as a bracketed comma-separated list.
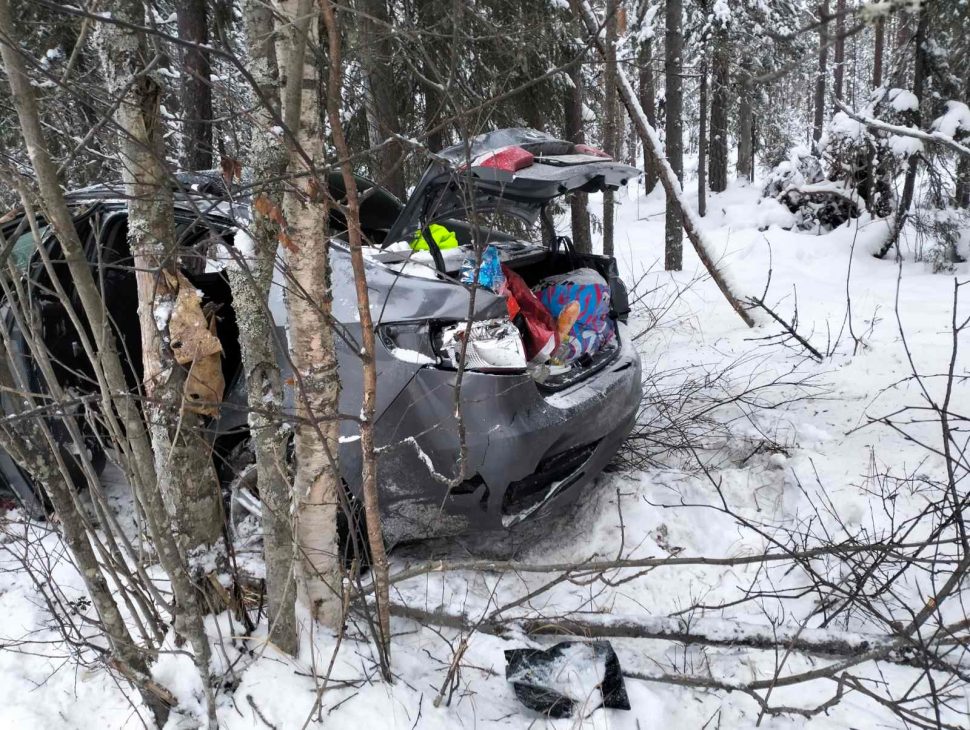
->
[452, 241, 629, 391]
[376, 128, 639, 391]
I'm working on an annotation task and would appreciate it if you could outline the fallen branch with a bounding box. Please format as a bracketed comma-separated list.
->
[779, 182, 860, 206]
[746, 296, 824, 361]
[390, 604, 962, 674]
[247, 694, 279, 730]
[390, 604, 891, 658]
[106, 656, 178, 709]
[573, 0, 755, 328]
[624, 669, 847, 721]
[380, 538, 950, 588]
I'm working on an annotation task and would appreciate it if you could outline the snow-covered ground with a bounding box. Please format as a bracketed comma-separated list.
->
[2, 178, 969, 728]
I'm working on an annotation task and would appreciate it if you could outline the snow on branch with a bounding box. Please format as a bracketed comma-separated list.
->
[834, 98, 970, 159]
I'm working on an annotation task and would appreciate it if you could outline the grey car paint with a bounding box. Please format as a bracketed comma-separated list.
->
[0, 128, 643, 547]
[215, 238, 510, 493]
[214, 240, 641, 544]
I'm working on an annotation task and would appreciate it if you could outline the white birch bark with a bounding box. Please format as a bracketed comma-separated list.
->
[95, 1, 222, 554]
[1, 2, 219, 724]
[276, 0, 344, 630]
[94, 2, 220, 724]
[232, 0, 299, 654]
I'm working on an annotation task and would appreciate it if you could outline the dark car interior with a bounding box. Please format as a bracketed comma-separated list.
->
[21, 210, 243, 398]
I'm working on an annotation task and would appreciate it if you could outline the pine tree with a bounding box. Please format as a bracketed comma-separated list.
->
[813, 0, 830, 145]
[665, 0, 684, 271]
[709, 24, 729, 193]
[176, 0, 212, 170]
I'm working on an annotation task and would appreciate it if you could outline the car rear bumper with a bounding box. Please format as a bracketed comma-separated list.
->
[372, 322, 642, 543]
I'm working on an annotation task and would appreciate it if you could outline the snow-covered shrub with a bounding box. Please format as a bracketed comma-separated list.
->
[820, 88, 940, 223]
[763, 86, 943, 241]
[761, 145, 824, 198]
[822, 88, 928, 216]
[762, 146, 858, 231]
[930, 100, 970, 141]
[821, 111, 893, 219]
[907, 101, 970, 268]
[911, 202, 970, 271]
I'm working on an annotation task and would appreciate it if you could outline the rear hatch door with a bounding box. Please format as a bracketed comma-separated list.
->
[383, 128, 640, 245]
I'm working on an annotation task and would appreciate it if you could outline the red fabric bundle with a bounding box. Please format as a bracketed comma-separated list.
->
[502, 265, 557, 360]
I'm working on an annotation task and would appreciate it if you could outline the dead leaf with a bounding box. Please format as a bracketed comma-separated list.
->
[253, 194, 298, 252]
[220, 156, 242, 185]
[253, 193, 273, 218]
[307, 175, 322, 203]
[183, 306, 224, 417]
[168, 272, 222, 365]
[278, 231, 299, 253]
[253, 193, 287, 228]
[163, 271, 225, 415]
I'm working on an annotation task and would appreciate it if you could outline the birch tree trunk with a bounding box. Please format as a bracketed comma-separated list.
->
[276, 0, 344, 630]
[2, 0, 220, 723]
[232, 0, 299, 655]
[0, 0, 164, 548]
[96, 1, 223, 556]
[95, 5, 221, 722]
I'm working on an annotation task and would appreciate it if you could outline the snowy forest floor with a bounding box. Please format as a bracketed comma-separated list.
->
[2, 176, 969, 728]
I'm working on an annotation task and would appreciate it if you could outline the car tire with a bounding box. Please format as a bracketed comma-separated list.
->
[222, 437, 370, 569]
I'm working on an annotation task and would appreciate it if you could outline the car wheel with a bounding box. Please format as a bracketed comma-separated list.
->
[222, 438, 369, 568]
[227, 460, 261, 540]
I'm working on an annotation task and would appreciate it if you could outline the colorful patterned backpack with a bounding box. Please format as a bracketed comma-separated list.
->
[535, 268, 615, 363]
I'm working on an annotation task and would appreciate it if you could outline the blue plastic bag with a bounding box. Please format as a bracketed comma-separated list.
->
[460, 245, 506, 293]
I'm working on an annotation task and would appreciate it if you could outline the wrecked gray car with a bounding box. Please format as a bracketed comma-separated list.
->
[0, 128, 642, 547]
